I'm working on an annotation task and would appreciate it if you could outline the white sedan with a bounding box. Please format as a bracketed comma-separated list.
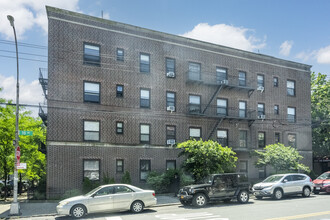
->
[57, 184, 157, 218]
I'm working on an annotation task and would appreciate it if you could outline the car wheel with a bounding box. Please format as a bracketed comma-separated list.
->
[255, 196, 263, 200]
[273, 189, 283, 200]
[192, 193, 207, 207]
[237, 190, 249, 203]
[70, 205, 86, 219]
[302, 187, 311, 197]
[131, 200, 144, 213]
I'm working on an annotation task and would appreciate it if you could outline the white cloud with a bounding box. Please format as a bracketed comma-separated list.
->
[316, 45, 330, 64]
[181, 23, 266, 52]
[279, 40, 293, 56]
[0, 0, 80, 39]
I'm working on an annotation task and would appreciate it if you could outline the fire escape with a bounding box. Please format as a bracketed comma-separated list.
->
[38, 68, 48, 126]
[186, 68, 256, 145]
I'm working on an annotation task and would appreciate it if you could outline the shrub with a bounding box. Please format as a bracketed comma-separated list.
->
[82, 178, 100, 193]
[102, 173, 115, 184]
[121, 171, 132, 184]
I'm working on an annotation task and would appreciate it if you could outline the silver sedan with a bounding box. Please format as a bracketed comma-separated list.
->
[57, 184, 157, 218]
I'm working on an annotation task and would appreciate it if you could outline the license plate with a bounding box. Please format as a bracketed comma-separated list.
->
[316, 187, 320, 190]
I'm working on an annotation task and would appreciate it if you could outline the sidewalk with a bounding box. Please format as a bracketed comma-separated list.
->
[0, 194, 180, 219]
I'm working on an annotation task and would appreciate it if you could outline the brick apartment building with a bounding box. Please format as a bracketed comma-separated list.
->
[42, 6, 312, 198]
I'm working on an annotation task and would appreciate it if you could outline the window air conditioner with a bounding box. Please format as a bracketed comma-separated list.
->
[167, 106, 175, 112]
[257, 86, 265, 92]
[167, 139, 176, 145]
[166, 72, 175, 78]
[258, 115, 266, 120]
[220, 80, 229, 85]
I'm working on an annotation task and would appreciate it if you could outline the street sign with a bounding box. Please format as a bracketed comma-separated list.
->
[19, 131, 33, 136]
[17, 163, 27, 169]
[16, 146, 20, 161]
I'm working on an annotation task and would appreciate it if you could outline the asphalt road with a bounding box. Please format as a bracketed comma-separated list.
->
[14, 194, 330, 220]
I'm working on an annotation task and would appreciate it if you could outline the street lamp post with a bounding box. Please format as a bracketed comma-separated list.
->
[7, 14, 20, 216]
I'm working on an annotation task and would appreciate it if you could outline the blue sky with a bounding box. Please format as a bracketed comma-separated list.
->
[0, 0, 329, 115]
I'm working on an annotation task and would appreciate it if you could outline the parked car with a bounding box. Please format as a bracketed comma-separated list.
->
[56, 184, 157, 218]
[313, 171, 330, 194]
[178, 173, 250, 207]
[252, 173, 313, 200]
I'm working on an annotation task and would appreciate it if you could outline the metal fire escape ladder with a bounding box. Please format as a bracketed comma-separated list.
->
[39, 68, 48, 99]
[207, 117, 224, 140]
[202, 84, 223, 114]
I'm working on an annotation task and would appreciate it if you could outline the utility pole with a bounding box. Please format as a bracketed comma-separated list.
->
[7, 14, 20, 216]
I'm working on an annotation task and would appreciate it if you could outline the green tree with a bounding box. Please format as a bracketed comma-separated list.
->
[254, 143, 310, 173]
[311, 72, 330, 157]
[177, 139, 237, 182]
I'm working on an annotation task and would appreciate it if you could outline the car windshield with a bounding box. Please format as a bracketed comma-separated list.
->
[317, 172, 330, 180]
[85, 186, 102, 196]
[262, 175, 284, 183]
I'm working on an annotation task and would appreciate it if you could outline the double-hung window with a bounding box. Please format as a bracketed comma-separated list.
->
[257, 75, 264, 87]
[275, 132, 280, 143]
[239, 130, 247, 148]
[189, 127, 201, 139]
[166, 125, 176, 145]
[217, 98, 227, 116]
[239, 71, 246, 86]
[116, 85, 124, 98]
[216, 67, 227, 84]
[287, 107, 296, 123]
[239, 160, 248, 173]
[217, 129, 228, 147]
[274, 105, 279, 115]
[166, 92, 176, 111]
[84, 82, 100, 103]
[140, 124, 150, 144]
[116, 159, 124, 173]
[140, 89, 150, 108]
[84, 120, 100, 141]
[189, 95, 201, 114]
[166, 58, 175, 77]
[287, 80, 295, 96]
[140, 53, 150, 73]
[239, 101, 247, 118]
[166, 160, 176, 170]
[274, 77, 279, 87]
[116, 122, 123, 134]
[117, 48, 124, 61]
[140, 160, 151, 181]
[84, 159, 100, 181]
[83, 43, 100, 66]
[258, 103, 265, 116]
[188, 62, 201, 81]
[258, 132, 266, 148]
[288, 134, 296, 148]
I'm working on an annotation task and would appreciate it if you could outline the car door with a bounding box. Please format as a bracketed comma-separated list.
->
[88, 186, 114, 213]
[225, 175, 237, 197]
[282, 175, 295, 194]
[292, 175, 306, 193]
[212, 175, 227, 198]
[113, 185, 134, 210]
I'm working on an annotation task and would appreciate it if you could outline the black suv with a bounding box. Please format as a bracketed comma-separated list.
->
[179, 173, 250, 207]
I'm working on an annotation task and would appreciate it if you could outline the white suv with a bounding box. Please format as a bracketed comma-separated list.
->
[252, 173, 313, 200]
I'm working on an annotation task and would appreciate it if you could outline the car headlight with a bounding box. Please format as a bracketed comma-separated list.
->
[59, 201, 69, 206]
[188, 188, 195, 194]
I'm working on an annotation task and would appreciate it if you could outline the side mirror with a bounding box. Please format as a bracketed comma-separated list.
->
[283, 179, 288, 183]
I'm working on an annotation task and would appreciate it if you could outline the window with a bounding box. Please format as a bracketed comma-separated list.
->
[114, 185, 133, 194]
[257, 75, 264, 87]
[116, 85, 124, 98]
[188, 62, 201, 81]
[84, 160, 100, 181]
[84, 82, 100, 103]
[259, 168, 266, 179]
[166, 92, 176, 111]
[116, 122, 123, 134]
[166, 160, 176, 170]
[239, 71, 246, 86]
[140, 160, 151, 181]
[287, 107, 296, 123]
[274, 105, 279, 115]
[217, 98, 227, 116]
[258, 132, 266, 148]
[258, 103, 265, 116]
[84, 121, 100, 141]
[94, 186, 114, 196]
[140, 53, 150, 73]
[166, 58, 175, 77]
[288, 134, 296, 148]
[275, 132, 280, 143]
[273, 77, 278, 87]
[140, 89, 150, 108]
[189, 95, 201, 114]
[239, 130, 247, 148]
[116, 159, 124, 173]
[287, 80, 295, 96]
[216, 67, 227, 83]
[239, 101, 247, 118]
[166, 125, 176, 145]
[84, 43, 100, 66]
[189, 127, 201, 139]
[239, 161, 248, 173]
[140, 124, 150, 144]
[217, 130, 228, 147]
[117, 48, 124, 61]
